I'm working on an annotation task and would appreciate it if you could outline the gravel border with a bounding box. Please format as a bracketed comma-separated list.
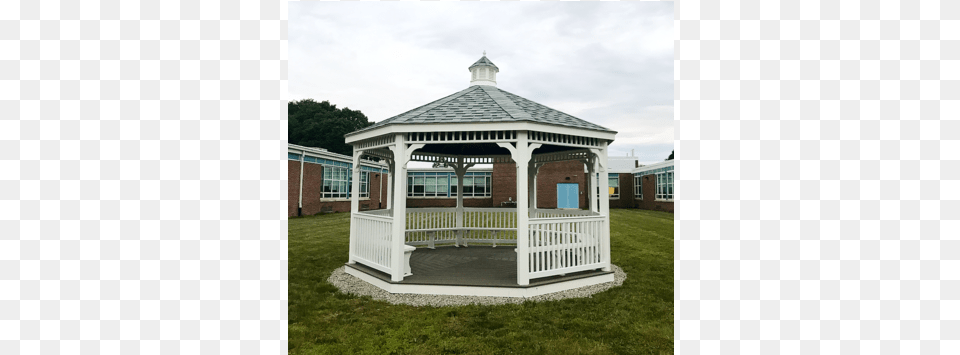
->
[326, 264, 627, 307]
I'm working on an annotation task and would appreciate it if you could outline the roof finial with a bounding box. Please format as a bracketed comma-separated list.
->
[483, 50, 486, 57]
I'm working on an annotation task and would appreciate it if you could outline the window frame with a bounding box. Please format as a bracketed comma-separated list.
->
[407, 172, 450, 198]
[655, 171, 673, 201]
[635, 174, 642, 199]
[321, 165, 350, 199]
[321, 166, 370, 200]
[608, 174, 619, 200]
[451, 173, 492, 198]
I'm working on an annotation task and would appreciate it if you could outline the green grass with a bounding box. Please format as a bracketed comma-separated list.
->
[289, 209, 674, 354]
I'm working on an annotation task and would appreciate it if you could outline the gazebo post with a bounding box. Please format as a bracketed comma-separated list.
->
[389, 135, 409, 282]
[385, 158, 394, 210]
[528, 163, 541, 217]
[588, 156, 599, 213]
[454, 157, 465, 247]
[348, 148, 363, 265]
[501, 132, 540, 286]
[597, 142, 611, 272]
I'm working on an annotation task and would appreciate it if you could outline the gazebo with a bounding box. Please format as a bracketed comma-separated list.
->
[342, 54, 618, 297]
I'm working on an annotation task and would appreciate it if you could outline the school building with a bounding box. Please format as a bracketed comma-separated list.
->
[289, 143, 673, 217]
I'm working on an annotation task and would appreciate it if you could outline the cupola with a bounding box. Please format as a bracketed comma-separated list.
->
[468, 51, 499, 86]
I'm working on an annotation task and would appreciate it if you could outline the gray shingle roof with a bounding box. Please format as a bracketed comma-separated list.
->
[351, 85, 615, 135]
[468, 56, 499, 70]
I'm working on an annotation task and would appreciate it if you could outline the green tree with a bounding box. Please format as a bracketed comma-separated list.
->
[288, 99, 374, 156]
[666, 150, 674, 161]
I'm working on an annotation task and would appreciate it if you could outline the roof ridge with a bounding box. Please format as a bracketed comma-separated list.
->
[478, 86, 530, 121]
[397, 86, 481, 123]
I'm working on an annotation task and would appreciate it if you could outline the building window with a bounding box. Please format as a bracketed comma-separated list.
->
[323, 167, 369, 199]
[322, 166, 349, 199]
[656, 171, 673, 201]
[407, 173, 449, 197]
[635, 174, 642, 199]
[608, 174, 619, 199]
[360, 172, 369, 198]
[405, 172, 491, 198]
[452, 173, 491, 197]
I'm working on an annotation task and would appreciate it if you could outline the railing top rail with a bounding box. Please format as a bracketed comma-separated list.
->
[404, 207, 520, 212]
[464, 207, 517, 212]
[528, 215, 606, 223]
[353, 212, 394, 221]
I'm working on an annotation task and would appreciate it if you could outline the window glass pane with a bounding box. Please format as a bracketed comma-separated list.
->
[463, 185, 473, 194]
[463, 177, 473, 186]
[415, 177, 424, 185]
[475, 185, 485, 194]
[323, 180, 331, 192]
[437, 176, 447, 186]
[438, 183, 448, 192]
[425, 183, 436, 193]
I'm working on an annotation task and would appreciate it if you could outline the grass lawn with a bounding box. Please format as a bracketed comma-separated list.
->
[289, 209, 674, 354]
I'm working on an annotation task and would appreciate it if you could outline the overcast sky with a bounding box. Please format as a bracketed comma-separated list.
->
[289, 2, 673, 166]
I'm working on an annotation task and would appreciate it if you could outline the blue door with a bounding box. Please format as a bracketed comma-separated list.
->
[557, 183, 579, 209]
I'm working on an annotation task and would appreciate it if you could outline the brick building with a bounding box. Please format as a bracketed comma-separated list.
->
[288, 144, 389, 217]
[632, 160, 674, 213]
[290, 142, 672, 216]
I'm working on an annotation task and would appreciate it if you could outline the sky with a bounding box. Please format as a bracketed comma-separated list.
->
[289, 2, 673, 166]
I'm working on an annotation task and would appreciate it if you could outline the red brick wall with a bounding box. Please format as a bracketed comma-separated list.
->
[492, 163, 516, 206]
[300, 163, 325, 215]
[608, 173, 635, 209]
[288, 160, 301, 217]
[634, 173, 674, 213]
[369, 172, 386, 209]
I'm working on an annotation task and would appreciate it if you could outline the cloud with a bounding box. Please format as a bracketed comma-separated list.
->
[289, 2, 674, 163]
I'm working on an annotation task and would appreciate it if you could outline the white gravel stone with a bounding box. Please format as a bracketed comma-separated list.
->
[326, 265, 627, 307]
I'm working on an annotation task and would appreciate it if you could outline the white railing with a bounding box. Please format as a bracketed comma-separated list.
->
[405, 208, 459, 246]
[351, 213, 394, 274]
[462, 208, 517, 245]
[352, 208, 607, 280]
[403, 208, 519, 246]
[527, 215, 606, 279]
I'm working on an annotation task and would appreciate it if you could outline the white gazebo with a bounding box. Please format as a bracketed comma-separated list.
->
[342, 54, 618, 297]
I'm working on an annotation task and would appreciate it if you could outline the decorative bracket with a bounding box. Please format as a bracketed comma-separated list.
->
[388, 143, 425, 169]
